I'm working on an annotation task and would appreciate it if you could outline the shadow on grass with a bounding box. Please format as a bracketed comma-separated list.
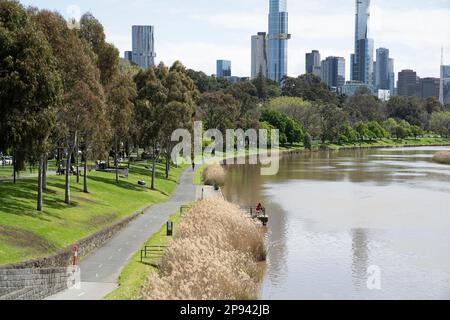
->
[0, 181, 67, 221]
[88, 175, 150, 193]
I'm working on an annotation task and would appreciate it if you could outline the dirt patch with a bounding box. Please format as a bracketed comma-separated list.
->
[87, 213, 119, 227]
[0, 226, 57, 253]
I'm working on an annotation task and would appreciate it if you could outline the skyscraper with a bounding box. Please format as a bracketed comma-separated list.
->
[251, 32, 268, 79]
[124, 51, 132, 62]
[306, 50, 321, 74]
[320, 57, 346, 89]
[131, 25, 156, 69]
[216, 60, 232, 78]
[267, 0, 291, 83]
[351, 0, 374, 88]
[397, 69, 419, 97]
[418, 78, 440, 99]
[375, 48, 395, 93]
[443, 66, 450, 104]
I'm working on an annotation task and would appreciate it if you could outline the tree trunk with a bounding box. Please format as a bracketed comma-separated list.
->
[65, 151, 72, 205]
[57, 148, 61, 175]
[42, 157, 48, 190]
[37, 157, 43, 212]
[12, 149, 16, 184]
[76, 148, 80, 184]
[83, 156, 88, 193]
[151, 157, 156, 190]
[115, 141, 119, 184]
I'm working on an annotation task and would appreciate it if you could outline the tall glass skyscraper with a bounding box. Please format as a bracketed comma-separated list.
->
[267, 0, 291, 83]
[251, 32, 268, 79]
[216, 60, 232, 78]
[375, 48, 395, 94]
[132, 25, 156, 69]
[351, 0, 374, 88]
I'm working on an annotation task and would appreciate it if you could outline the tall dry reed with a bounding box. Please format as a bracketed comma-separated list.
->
[433, 151, 450, 165]
[141, 198, 266, 300]
[203, 164, 226, 187]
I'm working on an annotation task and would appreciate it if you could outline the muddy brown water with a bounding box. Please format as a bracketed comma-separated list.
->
[222, 146, 450, 300]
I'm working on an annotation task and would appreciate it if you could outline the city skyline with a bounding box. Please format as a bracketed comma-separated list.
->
[19, 0, 450, 79]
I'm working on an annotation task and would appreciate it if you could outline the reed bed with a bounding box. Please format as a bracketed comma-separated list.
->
[141, 198, 266, 300]
[203, 164, 226, 187]
[433, 151, 450, 165]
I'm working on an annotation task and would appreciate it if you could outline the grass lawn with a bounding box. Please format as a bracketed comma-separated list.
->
[324, 137, 450, 150]
[105, 210, 184, 300]
[0, 161, 187, 266]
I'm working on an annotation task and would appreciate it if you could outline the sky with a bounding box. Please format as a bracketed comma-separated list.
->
[19, 0, 450, 80]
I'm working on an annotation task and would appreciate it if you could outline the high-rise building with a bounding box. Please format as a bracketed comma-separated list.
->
[124, 51, 132, 62]
[418, 78, 440, 99]
[397, 70, 419, 97]
[351, 0, 374, 88]
[375, 48, 395, 95]
[267, 0, 291, 83]
[251, 32, 268, 79]
[442, 65, 450, 104]
[216, 60, 232, 78]
[320, 56, 346, 89]
[131, 25, 156, 69]
[306, 50, 321, 74]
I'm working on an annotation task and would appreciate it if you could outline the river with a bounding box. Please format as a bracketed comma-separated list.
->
[222, 146, 450, 300]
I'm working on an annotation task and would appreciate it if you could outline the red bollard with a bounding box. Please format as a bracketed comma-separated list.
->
[73, 245, 79, 266]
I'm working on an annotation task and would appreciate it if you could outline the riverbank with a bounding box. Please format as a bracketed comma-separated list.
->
[0, 161, 187, 267]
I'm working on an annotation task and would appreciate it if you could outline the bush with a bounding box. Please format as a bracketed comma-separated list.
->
[141, 198, 266, 300]
[433, 152, 450, 165]
[203, 164, 226, 187]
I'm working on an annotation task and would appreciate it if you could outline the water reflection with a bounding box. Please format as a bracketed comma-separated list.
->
[222, 147, 450, 299]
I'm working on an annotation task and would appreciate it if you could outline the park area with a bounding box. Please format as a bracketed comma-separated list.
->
[0, 161, 186, 267]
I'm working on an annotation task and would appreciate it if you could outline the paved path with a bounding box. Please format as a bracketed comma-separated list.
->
[0, 171, 57, 181]
[47, 168, 197, 300]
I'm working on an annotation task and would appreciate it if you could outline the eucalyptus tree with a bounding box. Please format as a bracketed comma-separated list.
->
[32, 10, 108, 205]
[0, 1, 61, 211]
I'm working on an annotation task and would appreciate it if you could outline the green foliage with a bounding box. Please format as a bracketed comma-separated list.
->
[430, 112, 450, 137]
[282, 74, 338, 103]
[260, 109, 305, 145]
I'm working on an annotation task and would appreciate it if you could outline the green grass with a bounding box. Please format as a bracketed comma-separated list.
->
[324, 137, 450, 150]
[0, 161, 187, 266]
[0, 160, 58, 179]
[104, 210, 184, 300]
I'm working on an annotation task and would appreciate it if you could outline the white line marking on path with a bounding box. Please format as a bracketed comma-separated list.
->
[78, 292, 85, 297]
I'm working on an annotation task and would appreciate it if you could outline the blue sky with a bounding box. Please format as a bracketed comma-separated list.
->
[19, 0, 450, 80]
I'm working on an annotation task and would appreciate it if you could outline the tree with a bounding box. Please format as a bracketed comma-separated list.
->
[226, 81, 260, 130]
[198, 92, 240, 133]
[430, 112, 450, 138]
[338, 124, 359, 144]
[383, 118, 398, 139]
[344, 94, 386, 123]
[1, 2, 61, 211]
[367, 121, 389, 140]
[319, 104, 348, 143]
[160, 61, 198, 178]
[135, 67, 168, 190]
[106, 72, 137, 183]
[387, 96, 426, 127]
[33, 10, 109, 205]
[260, 109, 305, 145]
[303, 133, 312, 150]
[354, 122, 370, 142]
[282, 74, 338, 103]
[253, 71, 268, 100]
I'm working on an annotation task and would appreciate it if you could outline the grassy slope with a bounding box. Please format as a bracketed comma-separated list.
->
[105, 210, 183, 300]
[0, 162, 187, 266]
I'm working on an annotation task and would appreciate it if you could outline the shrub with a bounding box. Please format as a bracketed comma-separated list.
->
[203, 164, 226, 187]
[433, 151, 450, 165]
[141, 198, 266, 300]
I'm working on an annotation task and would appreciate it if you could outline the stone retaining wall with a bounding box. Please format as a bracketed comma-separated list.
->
[0, 268, 70, 300]
[0, 209, 143, 300]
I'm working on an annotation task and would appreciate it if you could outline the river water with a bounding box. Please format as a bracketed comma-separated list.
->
[222, 146, 450, 300]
